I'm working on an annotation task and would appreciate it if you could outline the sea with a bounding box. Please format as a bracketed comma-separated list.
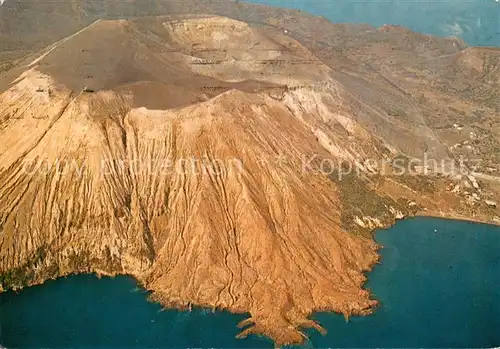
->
[1, 1, 500, 347]
[1, 217, 499, 348]
[246, 0, 500, 47]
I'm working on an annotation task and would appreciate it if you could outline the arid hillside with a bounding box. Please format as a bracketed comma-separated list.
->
[0, 2, 499, 346]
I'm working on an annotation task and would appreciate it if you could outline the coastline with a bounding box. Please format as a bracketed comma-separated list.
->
[2, 213, 499, 346]
[0, 0, 499, 346]
[415, 211, 500, 228]
[3, 218, 499, 348]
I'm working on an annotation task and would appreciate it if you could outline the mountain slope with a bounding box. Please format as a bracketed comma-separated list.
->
[0, 16, 384, 345]
[0, 7, 499, 346]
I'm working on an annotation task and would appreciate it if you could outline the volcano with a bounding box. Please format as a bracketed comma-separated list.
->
[0, 1, 499, 345]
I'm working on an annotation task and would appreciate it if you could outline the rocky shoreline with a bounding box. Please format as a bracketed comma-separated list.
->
[0, 1, 499, 345]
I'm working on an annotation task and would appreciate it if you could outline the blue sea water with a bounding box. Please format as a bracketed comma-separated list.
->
[245, 0, 500, 47]
[1, 217, 499, 348]
[0, 2, 499, 347]
[0, 274, 272, 348]
[305, 217, 500, 348]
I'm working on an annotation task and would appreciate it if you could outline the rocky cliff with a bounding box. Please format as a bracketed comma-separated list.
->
[0, 4, 499, 345]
